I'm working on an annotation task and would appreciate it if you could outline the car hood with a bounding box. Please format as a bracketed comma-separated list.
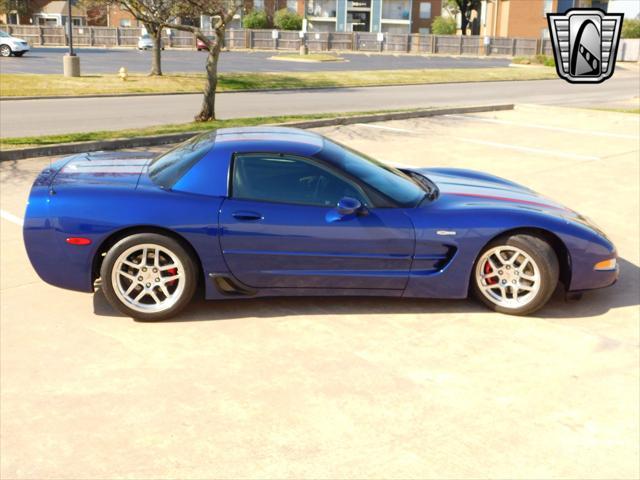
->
[415, 167, 578, 216]
[51, 151, 156, 189]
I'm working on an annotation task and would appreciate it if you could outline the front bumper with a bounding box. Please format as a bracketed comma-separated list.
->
[11, 43, 29, 53]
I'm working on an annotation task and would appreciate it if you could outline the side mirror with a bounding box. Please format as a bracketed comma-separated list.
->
[336, 197, 364, 216]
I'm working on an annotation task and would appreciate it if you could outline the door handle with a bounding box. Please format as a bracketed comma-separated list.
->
[232, 211, 263, 221]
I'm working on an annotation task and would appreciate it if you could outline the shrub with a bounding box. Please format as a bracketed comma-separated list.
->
[242, 9, 269, 29]
[512, 56, 531, 65]
[431, 16, 457, 35]
[534, 54, 555, 67]
[512, 54, 554, 67]
[274, 8, 303, 31]
[622, 19, 640, 39]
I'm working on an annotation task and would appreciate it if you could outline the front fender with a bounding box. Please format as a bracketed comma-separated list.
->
[403, 205, 616, 298]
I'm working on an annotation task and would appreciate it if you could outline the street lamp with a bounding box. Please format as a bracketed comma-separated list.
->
[63, 0, 81, 77]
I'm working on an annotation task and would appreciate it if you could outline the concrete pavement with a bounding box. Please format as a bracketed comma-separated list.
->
[1, 105, 638, 479]
[0, 47, 510, 75]
[1, 71, 639, 138]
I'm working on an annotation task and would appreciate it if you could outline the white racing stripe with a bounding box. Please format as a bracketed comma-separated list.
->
[446, 114, 638, 140]
[1, 210, 24, 226]
[457, 138, 601, 161]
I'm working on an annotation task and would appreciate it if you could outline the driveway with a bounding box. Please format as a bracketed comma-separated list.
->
[1, 105, 638, 479]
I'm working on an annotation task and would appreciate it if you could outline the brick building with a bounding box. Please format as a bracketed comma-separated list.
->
[478, 0, 633, 39]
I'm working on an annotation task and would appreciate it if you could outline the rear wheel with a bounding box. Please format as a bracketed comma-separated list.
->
[472, 234, 559, 315]
[0, 45, 11, 57]
[100, 233, 197, 321]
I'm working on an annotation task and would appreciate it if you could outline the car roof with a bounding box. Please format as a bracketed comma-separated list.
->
[211, 126, 325, 156]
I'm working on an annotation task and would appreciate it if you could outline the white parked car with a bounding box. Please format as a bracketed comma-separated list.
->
[137, 34, 164, 50]
[0, 30, 29, 57]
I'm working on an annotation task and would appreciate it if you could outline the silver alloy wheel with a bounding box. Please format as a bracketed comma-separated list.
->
[111, 243, 185, 314]
[475, 245, 541, 309]
[0, 45, 11, 57]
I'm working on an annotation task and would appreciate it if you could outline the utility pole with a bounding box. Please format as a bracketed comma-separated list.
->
[67, 0, 75, 56]
[63, 0, 81, 76]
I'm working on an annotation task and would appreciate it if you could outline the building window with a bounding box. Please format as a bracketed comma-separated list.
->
[119, 18, 131, 27]
[381, 0, 410, 20]
[253, 0, 265, 10]
[543, 0, 553, 15]
[287, 0, 297, 12]
[419, 27, 430, 34]
[419, 2, 431, 20]
[307, 0, 338, 18]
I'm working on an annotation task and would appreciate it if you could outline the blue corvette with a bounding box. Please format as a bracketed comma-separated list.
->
[24, 127, 618, 320]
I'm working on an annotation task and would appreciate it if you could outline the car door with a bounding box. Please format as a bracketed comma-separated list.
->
[218, 153, 415, 290]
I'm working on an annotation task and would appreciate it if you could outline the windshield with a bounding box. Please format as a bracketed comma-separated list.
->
[0, 31, 10, 38]
[148, 132, 216, 188]
[320, 139, 426, 207]
[140, 34, 150, 39]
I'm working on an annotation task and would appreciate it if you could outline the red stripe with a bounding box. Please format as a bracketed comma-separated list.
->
[450, 192, 567, 211]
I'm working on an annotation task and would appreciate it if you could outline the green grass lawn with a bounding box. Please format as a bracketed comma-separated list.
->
[0, 108, 424, 150]
[0, 67, 557, 98]
[593, 107, 640, 114]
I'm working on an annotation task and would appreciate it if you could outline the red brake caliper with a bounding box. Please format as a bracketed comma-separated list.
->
[166, 267, 178, 287]
[484, 261, 497, 285]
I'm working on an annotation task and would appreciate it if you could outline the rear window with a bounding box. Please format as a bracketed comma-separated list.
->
[148, 133, 215, 188]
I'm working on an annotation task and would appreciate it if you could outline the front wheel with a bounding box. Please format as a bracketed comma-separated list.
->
[100, 233, 198, 321]
[0, 45, 11, 57]
[14, 51, 25, 57]
[471, 234, 559, 316]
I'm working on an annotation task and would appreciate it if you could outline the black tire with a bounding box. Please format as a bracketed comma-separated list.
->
[471, 233, 559, 316]
[100, 233, 198, 321]
[14, 51, 24, 57]
[0, 45, 11, 57]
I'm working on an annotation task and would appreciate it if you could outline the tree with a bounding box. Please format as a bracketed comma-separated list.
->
[0, 0, 28, 22]
[431, 16, 456, 35]
[622, 19, 640, 39]
[242, 9, 268, 29]
[167, 0, 249, 122]
[82, 0, 174, 75]
[444, 0, 480, 36]
[274, 8, 302, 31]
[118, 0, 175, 75]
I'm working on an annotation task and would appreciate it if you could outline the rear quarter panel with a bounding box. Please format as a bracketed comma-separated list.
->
[24, 183, 224, 293]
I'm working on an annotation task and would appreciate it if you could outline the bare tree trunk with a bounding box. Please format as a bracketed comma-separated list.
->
[148, 24, 163, 76]
[195, 40, 221, 122]
[460, 3, 468, 35]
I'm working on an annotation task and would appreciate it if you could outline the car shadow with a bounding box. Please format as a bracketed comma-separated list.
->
[92, 257, 639, 322]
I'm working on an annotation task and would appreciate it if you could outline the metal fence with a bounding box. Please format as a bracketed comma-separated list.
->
[5, 25, 550, 56]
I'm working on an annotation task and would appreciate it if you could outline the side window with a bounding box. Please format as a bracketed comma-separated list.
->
[232, 154, 368, 207]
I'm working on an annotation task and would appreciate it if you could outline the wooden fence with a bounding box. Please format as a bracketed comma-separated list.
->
[4, 25, 546, 56]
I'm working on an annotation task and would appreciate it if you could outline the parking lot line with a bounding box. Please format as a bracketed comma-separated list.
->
[446, 114, 638, 140]
[0, 209, 23, 226]
[355, 123, 416, 133]
[457, 138, 601, 161]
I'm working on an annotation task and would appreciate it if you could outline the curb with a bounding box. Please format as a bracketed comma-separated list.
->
[0, 104, 514, 161]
